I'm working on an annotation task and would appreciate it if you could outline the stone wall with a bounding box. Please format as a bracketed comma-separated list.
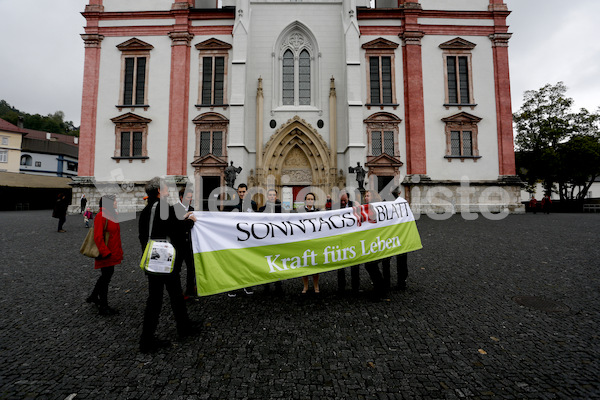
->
[68, 177, 149, 215]
[404, 175, 525, 215]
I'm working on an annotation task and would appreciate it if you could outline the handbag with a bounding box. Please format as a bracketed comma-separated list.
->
[140, 203, 176, 274]
[79, 219, 109, 258]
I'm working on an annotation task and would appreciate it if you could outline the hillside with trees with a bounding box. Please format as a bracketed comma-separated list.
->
[0, 99, 79, 136]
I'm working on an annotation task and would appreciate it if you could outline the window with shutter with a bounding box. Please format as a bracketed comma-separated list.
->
[111, 112, 151, 162]
[383, 131, 394, 155]
[372, 131, 382, 156]
[440, 38, 476, 107]
[120, 132, 130, 157]
[442, 112, 481, 161]
[195, 39, 231, 109]
[192, 113, 229, 160]
[363, 38, 398, 108]
[117, 38, 153, 109]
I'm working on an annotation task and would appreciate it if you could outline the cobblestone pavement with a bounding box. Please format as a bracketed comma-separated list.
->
[0, 210, 599, 399]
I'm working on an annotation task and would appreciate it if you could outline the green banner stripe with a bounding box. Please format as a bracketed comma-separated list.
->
[194, 220, 422, 296]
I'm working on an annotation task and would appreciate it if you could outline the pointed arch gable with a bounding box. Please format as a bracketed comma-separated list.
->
[264, 116, 330, 167]
[274, 21, 320, 58]
[262, 116, 331, 186]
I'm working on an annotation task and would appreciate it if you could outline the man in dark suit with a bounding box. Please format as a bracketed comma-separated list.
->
[258, 188, 282, 213]
[232, 183, 258, 212]
[175, 188, 196, 299]
[228, 183, 257, 297]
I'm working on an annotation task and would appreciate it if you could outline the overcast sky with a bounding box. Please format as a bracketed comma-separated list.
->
[0, 0, 598, 127]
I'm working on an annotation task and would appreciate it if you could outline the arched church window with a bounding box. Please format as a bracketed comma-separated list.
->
[299, 50, 311, 105]
[275, 25, 318, 108]
[282, 50, 295, 105]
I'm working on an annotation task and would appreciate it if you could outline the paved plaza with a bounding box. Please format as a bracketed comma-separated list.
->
[0, 210, 599, 399]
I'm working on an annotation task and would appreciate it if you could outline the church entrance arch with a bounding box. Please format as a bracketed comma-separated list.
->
[260, 116, 333, 207]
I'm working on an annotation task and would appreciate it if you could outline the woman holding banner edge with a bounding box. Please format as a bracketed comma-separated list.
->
[301, 192, 321, 294]
[363, 190, 389, 301]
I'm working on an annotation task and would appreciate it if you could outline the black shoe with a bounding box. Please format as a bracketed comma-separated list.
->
[98, 306, 119, 316]
[368, 290, 390, 303]
[86, 296, 100, 306]
[178, 320, 202, 340]
[274, 282, 283, 295]
[139, 337, 172, 354]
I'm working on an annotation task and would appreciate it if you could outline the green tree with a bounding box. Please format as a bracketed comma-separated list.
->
[556, 136, 600, 202]
[514, 82, 600, 207]
[514, 82, 574, 152]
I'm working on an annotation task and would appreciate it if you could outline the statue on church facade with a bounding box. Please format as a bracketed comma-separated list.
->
[348, 162, 366, 189]
[224, 161, 242, 188]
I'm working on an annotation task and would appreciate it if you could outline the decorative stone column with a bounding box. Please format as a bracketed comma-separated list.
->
[400, 30, 426, 175]
[78, 33, 104, 177]
[489, 32, 516, 176]
[488, 0, 508, 11]
[329, 76, 338, 189]
[167, 29, 194, 176]
[255, 77, 264, 187]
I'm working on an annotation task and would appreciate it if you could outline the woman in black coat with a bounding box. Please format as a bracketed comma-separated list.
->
[138, 177, 198, 353]
[301, 192, 320, 294]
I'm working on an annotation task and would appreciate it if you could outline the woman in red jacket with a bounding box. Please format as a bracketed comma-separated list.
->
[86, 195, 123, 315]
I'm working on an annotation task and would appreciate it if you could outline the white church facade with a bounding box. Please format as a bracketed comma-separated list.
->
[73, 0, 523, 213]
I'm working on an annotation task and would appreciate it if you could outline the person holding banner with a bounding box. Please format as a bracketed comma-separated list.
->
[335, 191, 360, 293]
[260, 188, 284, 294]
[228, 183, 256, 297]
[382, 187, 408, 290]
[175, 188, 196, 300]
[232, 183, 258, 213]
[363, 190, 389, 301]
[86, 195, 123, 315]
[301, 192, 320, 294]
[138, 178, 198, 354]
[258, 188, 283, 213]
